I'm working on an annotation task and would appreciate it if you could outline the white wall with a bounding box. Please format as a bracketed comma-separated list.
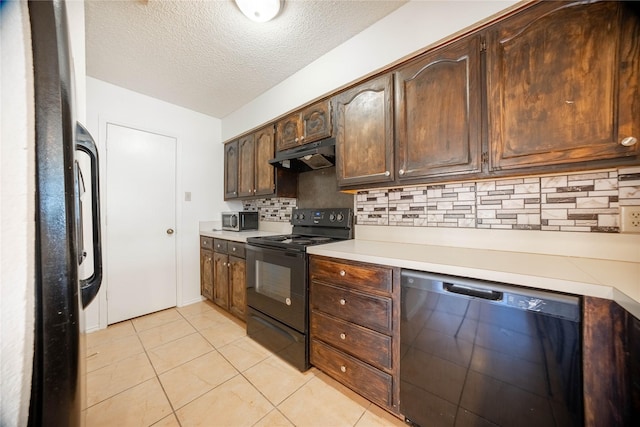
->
[222, 0, 520, 139]
[1, 2, 35, 425]
[85, 77, 234, 331]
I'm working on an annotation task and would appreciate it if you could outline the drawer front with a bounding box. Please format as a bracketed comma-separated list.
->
[311, 311, 392, 370]
[200, 236, 213, 250]
[213, 239, 228, 254]
[310, 257, 392, 294]
[228, 242, 246, 259]
[311, 339, 393, 408]
[311, 282, 392, 334]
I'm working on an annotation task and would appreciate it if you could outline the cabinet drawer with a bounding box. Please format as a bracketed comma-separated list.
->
[228, 242, 245, 258]
[213, 239, 228, 253]
[200, 236, 213, 250]
[311, 339, 392, 408]
[310, 257, 392, 294]
[311, 310, 392, 370]
[311, 282, 392, 334]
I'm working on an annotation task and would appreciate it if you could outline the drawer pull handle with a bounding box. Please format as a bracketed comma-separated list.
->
[340, 365, 347, 373]
[339, 270, 346, 277]
[339, 298, 346, 306]
[340, 333, 346, 340]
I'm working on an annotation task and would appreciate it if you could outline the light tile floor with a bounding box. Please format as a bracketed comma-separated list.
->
[85, 300, 406, 427]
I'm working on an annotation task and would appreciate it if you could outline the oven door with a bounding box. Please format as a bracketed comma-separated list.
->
[246, 244, 307, 333]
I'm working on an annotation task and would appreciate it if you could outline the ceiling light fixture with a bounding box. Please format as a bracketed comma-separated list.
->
[235, 0, 282, 23]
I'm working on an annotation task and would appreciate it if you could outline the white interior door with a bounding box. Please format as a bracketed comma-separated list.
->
[106, 123, 177, 324]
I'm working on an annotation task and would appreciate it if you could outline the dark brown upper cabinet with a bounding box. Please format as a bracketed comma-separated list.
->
[275, 99, 333, 151]
[225, 125, 297, 200]
[224, 140, 239, 199]
[335, 74, 395, 188]
[237, 133, 256, 197]
[486, 1, 640, 171]
[238, 127, 275, 197]
[395, 35, 483, 181]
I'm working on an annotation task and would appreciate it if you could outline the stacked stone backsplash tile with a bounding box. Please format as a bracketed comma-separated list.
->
[355, 167, 640, 233]
[243, 198, 296, 222]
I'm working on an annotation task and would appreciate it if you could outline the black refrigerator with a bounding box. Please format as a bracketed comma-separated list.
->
[28, 1, 102, 426]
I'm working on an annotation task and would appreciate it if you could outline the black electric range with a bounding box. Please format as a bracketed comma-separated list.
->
[245, 208, 353, 371]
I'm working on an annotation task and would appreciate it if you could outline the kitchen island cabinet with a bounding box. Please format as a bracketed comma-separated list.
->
[309, 255, 401, 414]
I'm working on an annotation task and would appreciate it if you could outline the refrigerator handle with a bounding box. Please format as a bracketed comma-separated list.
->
[76, 122, 103, 308]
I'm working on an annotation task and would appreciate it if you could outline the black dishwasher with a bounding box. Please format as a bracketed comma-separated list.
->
[400, 270, 582, 427]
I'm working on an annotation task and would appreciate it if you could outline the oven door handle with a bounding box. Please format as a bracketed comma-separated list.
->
[250, 313, 303, 343]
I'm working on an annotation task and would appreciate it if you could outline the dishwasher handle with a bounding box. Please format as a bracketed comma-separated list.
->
[444, 283, 503, 301]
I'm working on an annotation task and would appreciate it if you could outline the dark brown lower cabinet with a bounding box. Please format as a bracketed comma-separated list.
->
[583, 296, 639, 425]
[309, 255, 401, 415]
[200, 236, 247, 321]
[199, 237, 214, 300]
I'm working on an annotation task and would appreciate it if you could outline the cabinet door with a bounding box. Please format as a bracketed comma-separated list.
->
[228, 256, 246, 321]
[487, 1, 640, 171]
[237, 134, 255, 197]
[200, 249, 213, 300]
[301, 100, 332, 144]
[224, 140, 239, 199]
[254, 126, 275, 197]
[213, 252, 229, 309]
[395, 35, 482, 180]
[275, 113, 302, 151]
[336, 74, 395, 187]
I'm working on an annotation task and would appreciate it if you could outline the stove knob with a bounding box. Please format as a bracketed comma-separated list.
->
[336, 213, 344, 222]
[329, 213, 336, 222]
[299, 213, 305, 220]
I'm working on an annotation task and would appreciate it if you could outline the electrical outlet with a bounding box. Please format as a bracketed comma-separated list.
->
[620, 206, 640, 233]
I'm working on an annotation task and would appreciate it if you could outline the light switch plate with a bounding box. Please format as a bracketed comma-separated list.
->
[185, 191, 191, 202]
[620, 206, 640, 233]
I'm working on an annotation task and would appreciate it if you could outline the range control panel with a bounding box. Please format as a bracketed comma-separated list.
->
[291, 208, 353, 228]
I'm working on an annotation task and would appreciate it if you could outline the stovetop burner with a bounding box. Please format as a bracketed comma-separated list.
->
[246, 208, 353, 252]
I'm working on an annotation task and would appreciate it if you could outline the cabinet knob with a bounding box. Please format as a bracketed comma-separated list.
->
[339, 270, 346, 277]
[384, 170, 390, 177]
[300, 136, 305, 141]
[166, 228, 174, 235]
[223, 262, 227, 266]
[621, 136, 638, 147]
[233, 191, 237, 195]
[339, 298, 346, 306]
[340, 365, 347, 373]
[294, 137, 299, 142]
[398, 169, 405, 176]
[340, 333, 346, 340]
[232, 247, 236, 251]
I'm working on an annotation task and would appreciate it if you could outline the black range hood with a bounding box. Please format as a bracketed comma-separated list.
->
[269, 137, 335, 172]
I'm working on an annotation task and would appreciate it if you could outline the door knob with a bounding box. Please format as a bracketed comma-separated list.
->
[166, 228, 174, 235]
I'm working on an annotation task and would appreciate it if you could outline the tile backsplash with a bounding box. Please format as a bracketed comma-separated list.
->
[243, 198, 297, 222]
[356, 167, 640, 233]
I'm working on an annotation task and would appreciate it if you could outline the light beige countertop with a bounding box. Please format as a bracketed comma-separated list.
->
[199, 220, 292, 243]
[199, 229, 283, 243]
[307, 238, 640, 319]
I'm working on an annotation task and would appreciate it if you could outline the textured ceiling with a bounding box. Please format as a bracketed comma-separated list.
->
[85, 0, 408, 118]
